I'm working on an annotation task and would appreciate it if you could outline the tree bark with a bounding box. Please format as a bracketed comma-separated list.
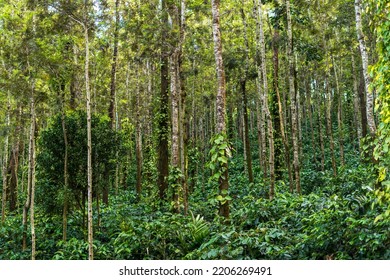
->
[325, 75, 337, 176]
[286, 0, 300, 193]
[256, 92, 267, 177]
[257, 0, 275, 199]
[332, 56, 345, 166]
[84, 0, 93, 260]
[354, 0, 376, 136]
[179, 0, 188, 215]
[23, 83, 36, 256]
[108, 0, 120, 129]
[272, 28, 293, 191]
[70, 44, 79, 111]
[29, 95, 36, 260]
[135, 61, 143, 198]
[240, 4, 254, 184]
[211, 0, 229, 219]
[351, 50, 362, 147]
[316, 83, 326, 172]
[157, 0, 170, 200]
[305, 77, 315, 158]
[359, 70, 368, 138]
[1, 94, 10, 223]
[7, 106, 21, 213]
[170, 1, 181, 211]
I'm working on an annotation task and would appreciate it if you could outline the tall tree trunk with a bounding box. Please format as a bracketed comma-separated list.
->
[84, 0, 93, 260]
[8, 108, 21, 213]
[295, 54, 303, 160]
[272, 28, 293, 191]
[257, 0, 275, 199]
[1, 94, 10, 223]
[316, 84, 326, 172]
[286, 0, 300, 193]
[359, 70, 368, 138]
[170, 2, 181, 212]
[29, 93, 36, 260]
[135, 62, 143, 198]
[354, 0, 376, 136]
[23, 83, 36, 254]
[157, 0, 170, 200]
[256, 93, 267, 177]
[111, 0, 121, 197]
[240, 4, 253, 184]
[70, 44, 79, 111]
[305, 77, 315, 158]
[108, 0, 120, 128]
[324, 75, 337, 176]
[179, 0, 188, 215]
[333, 56, 345, 166]
[254, 14, 267, 178]
[351, 50, 362, 147]
[211, 0, 229, 219]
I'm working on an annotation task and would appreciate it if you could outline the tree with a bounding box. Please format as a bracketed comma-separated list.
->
[211, 0, 229, 219]
[354, 0, 376, 136]
[83, 0, 93, 260]
[239, 2, 253, 184]
[286, 0, 301, 194]
[256, 0, 275, 199]
[109, 0, 120, 129]
[1, 94, 10, 223]
[157, 0, 170, 201]
[270, 3, 293, 191]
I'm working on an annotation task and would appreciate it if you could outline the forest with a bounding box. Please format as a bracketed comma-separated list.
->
[0, 0, 389, 260]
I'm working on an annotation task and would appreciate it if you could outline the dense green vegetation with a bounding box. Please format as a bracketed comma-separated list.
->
[0, 0, 389, 260]
[1, 126, 388, 259]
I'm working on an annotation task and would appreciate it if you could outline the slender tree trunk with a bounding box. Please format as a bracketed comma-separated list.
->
[30, 98, 36, 260]
[286, 0, 300, 193]
[270, 27, 283, 183]
[84, 1, 93, 259]
[110, 0, 120, 197]
[211, 0, 229, 219]
[317, 85, 326, 171]
[8, 116, 20, 213]
[109, 0, 120, 128]
[332, 56, 345, 166]
[158, 0, 170, 200]
[240, 4, 253, 184]
[169, 0, 185, 213]
[256, 49, 267, 177]
[256, 97, 266, 176]
[305, 78, 315, 157]
[1, 94, 10, 223]
[70, 44, 79, 111]
[23, 84, 36, 255]
[135, 62, 143, 198]
[351, 51, 362, 147]
[359, 71, 368, 138]
[355, 0, 376, 136]
[325, 76, 337, 176]
[295, 54, 303, 161]
[179, 0, 188, 215]
[170, 22, 181, 212]
[257, 0, 275, 199]
[272, 28, 293, 191]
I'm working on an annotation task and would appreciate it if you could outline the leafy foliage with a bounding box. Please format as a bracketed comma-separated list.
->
[36, 111, 120, 214]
